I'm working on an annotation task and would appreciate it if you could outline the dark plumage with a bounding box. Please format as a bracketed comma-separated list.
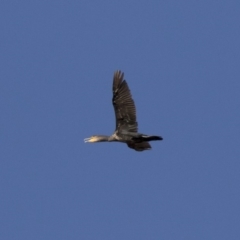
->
[84, 70, 163, 151]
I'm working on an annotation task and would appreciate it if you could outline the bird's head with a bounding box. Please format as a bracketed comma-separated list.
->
[84, 135, 109, 143]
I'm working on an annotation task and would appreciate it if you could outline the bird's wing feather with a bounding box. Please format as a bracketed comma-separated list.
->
[112, 71, 138, 132]
[127, 142, 151, 151]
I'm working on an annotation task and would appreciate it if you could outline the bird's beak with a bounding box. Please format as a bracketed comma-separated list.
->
[84, 137, 96, 143]
[84, 137, 91, 143]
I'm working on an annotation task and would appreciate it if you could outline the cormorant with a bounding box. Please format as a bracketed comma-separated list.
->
[84, 71, 163, 151]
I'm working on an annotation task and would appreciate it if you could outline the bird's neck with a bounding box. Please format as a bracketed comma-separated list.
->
[97, 135, 111, 142]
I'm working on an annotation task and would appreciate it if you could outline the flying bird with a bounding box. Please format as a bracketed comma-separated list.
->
[84, 71, 163, 151]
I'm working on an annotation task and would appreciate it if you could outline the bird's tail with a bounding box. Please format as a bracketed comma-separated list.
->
[140, 135, 163, 141]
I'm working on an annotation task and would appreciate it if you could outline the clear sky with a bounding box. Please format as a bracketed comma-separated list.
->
[1, 1, 240, 239]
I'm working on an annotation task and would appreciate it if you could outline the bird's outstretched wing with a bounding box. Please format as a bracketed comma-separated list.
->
[112, 71, 138, 132]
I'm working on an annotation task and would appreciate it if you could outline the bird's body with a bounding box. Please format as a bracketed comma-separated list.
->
[84, 71, 163, 151]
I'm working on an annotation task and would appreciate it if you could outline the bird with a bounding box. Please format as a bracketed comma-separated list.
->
[84, 70, 163, 151]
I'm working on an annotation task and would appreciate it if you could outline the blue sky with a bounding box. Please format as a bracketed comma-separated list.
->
[1, 1, 240, 239]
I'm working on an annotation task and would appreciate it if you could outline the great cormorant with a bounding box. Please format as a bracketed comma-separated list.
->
[84, 71, 163, 151]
